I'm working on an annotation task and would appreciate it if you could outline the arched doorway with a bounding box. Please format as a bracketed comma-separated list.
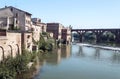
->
[0, 46, 4, 61]
[16, 44, 20, 55]
[4, 45, 12, 58]
[8, 45, 13, 57]
[13, 44, 20, 57]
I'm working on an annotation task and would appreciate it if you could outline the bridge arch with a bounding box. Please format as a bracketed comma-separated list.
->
[78, 31, 96, 43]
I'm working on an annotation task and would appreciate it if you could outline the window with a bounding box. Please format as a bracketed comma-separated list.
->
[27, 43, 31, 48]
[16, 20, 18, 24]
[16, 13, 18, 17]
[27, 35, 30, 38]
[11, 8, 13, 11]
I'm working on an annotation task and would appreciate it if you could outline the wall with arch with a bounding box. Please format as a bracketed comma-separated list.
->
[0, 32, 21, 61]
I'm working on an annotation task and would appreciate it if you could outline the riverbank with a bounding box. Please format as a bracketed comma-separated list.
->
[76, 43, 120, 51]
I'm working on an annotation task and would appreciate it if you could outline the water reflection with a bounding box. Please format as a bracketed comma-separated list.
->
[34, 45, 120, 79]
[61, 45, 71, 58]
[77, 46, 84, 57]
[76, 45, 120, 65]
[94, 48, 100, 59]
[111, 52, 120, 64]
[43, 45, 71, 65]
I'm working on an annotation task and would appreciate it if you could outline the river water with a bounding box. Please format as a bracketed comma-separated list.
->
[34, 44, 120, 79]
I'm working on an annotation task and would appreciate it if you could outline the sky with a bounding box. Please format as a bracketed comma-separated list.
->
[0, 0, 120, 29]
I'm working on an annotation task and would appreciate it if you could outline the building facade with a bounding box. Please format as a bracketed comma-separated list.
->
[0, 6, 34, 61]
[47, 23, 71, 44]
[61, 27, 71, 44]
[47, 23, 63, 40]
[0, 6, 32, 31]
[32, 18, 46, 32]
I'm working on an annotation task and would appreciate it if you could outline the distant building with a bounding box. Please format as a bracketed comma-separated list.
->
[32, 18, 47, 32]
[40, 23, 47, 32]
[61, 27, 71, 44]
[0, 6, 32, 31]
[47, 23, 63, 40]
[31, 18, 42, 42]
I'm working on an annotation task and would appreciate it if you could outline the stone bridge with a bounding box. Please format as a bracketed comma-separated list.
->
[71, 29, 120, 43]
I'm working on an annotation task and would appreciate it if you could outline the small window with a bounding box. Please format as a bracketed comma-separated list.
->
[27, 43, 31, 48]
[11, 8, 13, 11]
[16, 20, 18, 24]
[31, 28, 34, 31]
[38, 19, 41, 22]
[27, 45, 30, 48]
[16, 13, 18, 17]
[27, 35, 30, 38]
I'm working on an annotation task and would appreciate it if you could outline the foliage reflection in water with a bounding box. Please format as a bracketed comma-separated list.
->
[34, 45, 120, 79]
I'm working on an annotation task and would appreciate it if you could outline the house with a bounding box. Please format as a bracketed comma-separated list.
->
[32, 18, 47, 32]
[0, 6, 33, 53]
[47, 23, 71, 44]
[61, 27, 71, 44]
[47, 23, 63, 40]
[0, 6, 32, 31]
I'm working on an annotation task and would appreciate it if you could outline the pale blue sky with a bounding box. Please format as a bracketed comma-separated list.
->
[0, 0, 120, 29]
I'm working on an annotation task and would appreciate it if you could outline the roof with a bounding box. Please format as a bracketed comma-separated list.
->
[0, 6, 32, 15]
[47, 23, 60, 24]
[40, 22, 46, 25]
[0, 8, 13, 17]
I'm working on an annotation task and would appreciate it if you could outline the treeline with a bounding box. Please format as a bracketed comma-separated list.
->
[73, 31, 116, 43]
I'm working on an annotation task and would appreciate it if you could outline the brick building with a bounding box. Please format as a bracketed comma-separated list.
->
[47, 23, 63, 40]
[47, 23, 71, 44]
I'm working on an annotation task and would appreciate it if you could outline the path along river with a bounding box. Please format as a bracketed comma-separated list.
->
[34, 44, 120, 79]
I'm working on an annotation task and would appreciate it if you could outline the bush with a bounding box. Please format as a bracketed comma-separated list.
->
[0, 63, 16, 79]
[0, 50, 37, 79]
[38, 33, 54, 52]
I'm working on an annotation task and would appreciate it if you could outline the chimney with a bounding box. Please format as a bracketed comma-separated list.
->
[5, 6, 7, 8]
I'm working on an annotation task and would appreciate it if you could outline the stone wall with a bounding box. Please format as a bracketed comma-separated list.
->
[0, 32, 21, 61]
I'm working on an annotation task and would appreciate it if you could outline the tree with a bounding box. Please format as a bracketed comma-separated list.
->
[101, 31, 115, 43]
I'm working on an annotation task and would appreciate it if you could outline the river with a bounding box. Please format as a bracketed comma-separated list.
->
[34, 44, 120, 79]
